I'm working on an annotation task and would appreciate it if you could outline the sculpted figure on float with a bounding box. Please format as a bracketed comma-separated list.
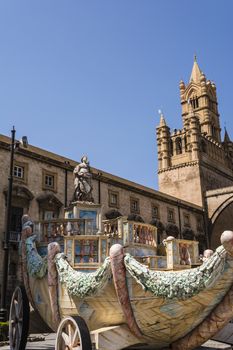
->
[73, 155, 93, 202]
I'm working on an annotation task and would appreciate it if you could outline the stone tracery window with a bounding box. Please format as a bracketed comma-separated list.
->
[169, 139, 173, 156]
[184, 135, 188, 151]
[190, 96, 199, 109]
[200, 139, 207, 153]
[175, 137, 182, 155]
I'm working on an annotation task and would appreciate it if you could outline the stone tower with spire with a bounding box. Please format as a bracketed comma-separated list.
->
[157, 58, 233, 206]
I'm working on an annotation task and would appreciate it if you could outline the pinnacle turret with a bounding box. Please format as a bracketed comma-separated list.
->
[189, 56, 202, 83]
[224, 128, 231, 143]
[159, 110, 167, 127]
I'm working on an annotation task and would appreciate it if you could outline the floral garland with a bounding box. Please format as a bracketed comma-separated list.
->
[25, 235, 48, 278]
[55, 253, 111, 298]
[124, 246, 228, 300]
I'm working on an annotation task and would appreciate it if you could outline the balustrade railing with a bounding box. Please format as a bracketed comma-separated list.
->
[103, 218, 157, 247]
[34, 217, 158, 268]
[34, 218, 96, 243]
[103, 218, 121, 238]
[132, 222, 156, 246]
[9, 231, 21, 243]
[32, 216, 200, 271]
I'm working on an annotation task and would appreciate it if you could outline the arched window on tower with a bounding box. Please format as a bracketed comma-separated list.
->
[200, 139, 207, 153]
[190, 96, 199, 109]
[211, 125, 216, 138]
[184, 135, 188, 151]
[175, 137, 182, 155]
[169, 139, 173, 156]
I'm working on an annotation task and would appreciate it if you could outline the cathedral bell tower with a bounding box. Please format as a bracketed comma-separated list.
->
[156, 58, 233, 207]
[180, 56, 221, 143]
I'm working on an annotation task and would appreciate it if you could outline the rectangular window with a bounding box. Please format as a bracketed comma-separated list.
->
[130, 198, 140, 214]
[45, 174, 54, 188]
[14, 165, 24, 179]
[44, 211, 56, 220]
[13, 161, 28, 183]
[42, 170, 57, 191]
[152, 205, 159, 219]
[109, 190, 119, 208]
[184, 213, 190, 227]
[10, 206, 24, 233]
[196, 217, 203, 232]
[167, 208, 175, 223]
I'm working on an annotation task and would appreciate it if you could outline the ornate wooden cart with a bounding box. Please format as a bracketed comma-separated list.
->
[9, 199, 233, 350]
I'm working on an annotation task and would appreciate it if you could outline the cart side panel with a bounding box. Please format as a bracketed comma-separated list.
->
[58, 281, 126, 331]
[29, 275, 57, 332]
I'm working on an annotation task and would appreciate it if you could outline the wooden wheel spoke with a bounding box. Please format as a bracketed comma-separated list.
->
[67, 323, 73, 341]
[9, 286, 30, 350]
[17, 320, 23, 335]
[56, 316, 92, 350]
[72, 328, 80, 347]
[62, 331, 70, 345]
[12, 327, 17, 347]
[14, 299, 19, 317]
[18, 295, 23, 314]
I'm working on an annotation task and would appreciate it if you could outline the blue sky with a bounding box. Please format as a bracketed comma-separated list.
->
[0, 1, 233, 189]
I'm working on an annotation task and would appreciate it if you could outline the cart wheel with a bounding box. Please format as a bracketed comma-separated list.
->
[55, 316, 92, 350]
[9, 286, 30, 350]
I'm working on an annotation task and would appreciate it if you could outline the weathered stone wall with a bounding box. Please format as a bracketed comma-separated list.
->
[200, 159, 233, 193]
[158, 163, 203, 207]
[205, 187, 233, 249]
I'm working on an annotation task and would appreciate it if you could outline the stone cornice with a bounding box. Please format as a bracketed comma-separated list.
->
[200, 160, 233, 182]
[206, 186, 233, 198]
[0, 139, 75, 171]
[158, 161, 199, 173]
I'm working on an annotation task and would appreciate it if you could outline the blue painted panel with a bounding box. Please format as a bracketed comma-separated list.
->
[37, 244, 64, 257]
[133, 247, 157, 256]
[79, 210, 97, 231]
[68, 211, 74, 219]
[157, 257, 167, 268]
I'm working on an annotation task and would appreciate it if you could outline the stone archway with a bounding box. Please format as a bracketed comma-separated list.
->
[3, 184, 34, 208]
[3, 184, 34, 233]
[36, 193, 63, 220]
[210, 199, 233, 250]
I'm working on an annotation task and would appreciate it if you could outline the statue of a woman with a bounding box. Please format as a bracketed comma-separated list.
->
[73, 156, 93, 202]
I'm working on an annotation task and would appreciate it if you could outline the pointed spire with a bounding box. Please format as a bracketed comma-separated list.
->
[189, 56, 202, 83]
[158, 109, 166, 126]
[224, 127, 231, 143]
